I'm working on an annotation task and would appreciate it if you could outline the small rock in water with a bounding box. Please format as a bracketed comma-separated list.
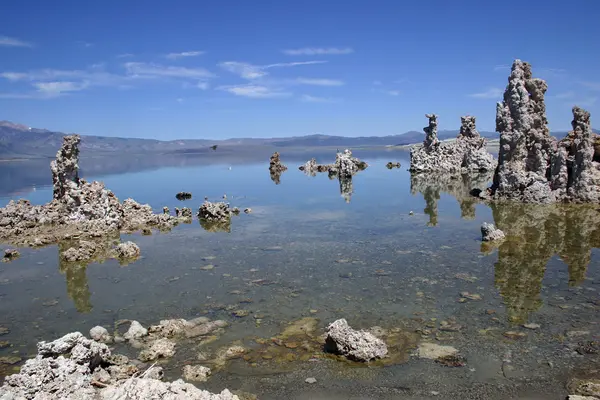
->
[244, 208, 252, 214]
[0, 326, 9, 336]
[325, 319, 388, 362]
[305, 377, 317, 384]
[481, 222, 505, 242]
[2, 249, 20, 263]
[123, 320, 148, 340]
[200, 264, 215, 271]
[409, 211, 414, 216]
[523, 323, 541, 330]
[89, 326, 112, 343]
[416, 343, 458, 359]
[460, 292, 482, 301]
[182, 364, 211, 382]
[503, 331, 527, 339]
[0, 341, 10, 349]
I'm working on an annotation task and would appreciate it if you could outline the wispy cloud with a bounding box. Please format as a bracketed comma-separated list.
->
[176, 97, 184, 103]
[295, 77, 344, 86]
[116, 53, 134, 59]
[77, 41, 93, 48]
[218, 60, 326, 80]
[124, 62, 214, 79]
[218, 62, 267, 80]
[165, 51, 205, 60]
[217, 84, 291, 99]
[283, 47, 354, 56]
[493, 64, 510, 72]
[372, 80, 382, 86]
[0, 61, 216, 99]
[468, 87, 503, 99]
[33, 81, 90, 95]
[300, 94, 339, 103]
[385, 90, 400, 96]
[0, 36, 33, 48]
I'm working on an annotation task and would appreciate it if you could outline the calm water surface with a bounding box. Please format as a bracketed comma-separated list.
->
[0, 149, 599, 399]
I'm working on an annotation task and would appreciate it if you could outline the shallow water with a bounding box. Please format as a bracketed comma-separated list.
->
[1, 149, 599, 399]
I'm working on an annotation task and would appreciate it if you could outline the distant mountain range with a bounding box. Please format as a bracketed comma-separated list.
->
[0, 120, 596, 160]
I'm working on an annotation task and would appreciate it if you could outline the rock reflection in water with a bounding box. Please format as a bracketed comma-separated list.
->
[57, 236, 141, 312]
[410, 172, 492, 225]
[490, 203, 600, 323]
[199, 218, 231, 233]
[339, 176, 353, 203]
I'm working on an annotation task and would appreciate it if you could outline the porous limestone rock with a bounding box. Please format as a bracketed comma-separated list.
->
[0, 328, 239, 400]
[1, 248, 19, 262]
[114, 241, 141, 260]
[123, 320, 148, 340]
[482, 60, 600, 203]
[325, 319, 388, 362]
[481, 222, 505, 242]
[182, 365, 212, 382]
[269, 152, 288, 184]
[99, 378, 239, 400]
[0, 135, 188, 247]
[198, 201, 231, 222]
[138, 338, 176, 362]
[89, 326, 112, 343]
[299, 150, 367, 178]
[409, 114, 496, 173]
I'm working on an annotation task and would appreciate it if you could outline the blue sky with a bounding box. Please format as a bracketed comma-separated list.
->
[0, 0, 599, 140]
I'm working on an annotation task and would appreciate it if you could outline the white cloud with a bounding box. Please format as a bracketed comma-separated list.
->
[33, 81, 90, 95]
[283, 47, 354, 56]
[468, 87, 503, 99]
[197, 81, 209, 90]
[0, 36, 33, 48]
[218, 62, 266, 79]
[218, 60, 326, 80]
[386, 90, 400, 96]
[165, 51, 205, 59]
[295, 77, 344, 86]
[264, 61, 327, 68]
[218, 84, 291, 99]
[124, 62, 214, 79]
[300, 94, 338, 103]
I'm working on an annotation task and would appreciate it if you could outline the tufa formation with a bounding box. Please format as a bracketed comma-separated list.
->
[479, 59, 600, 203]
[409, 114, 496, 174]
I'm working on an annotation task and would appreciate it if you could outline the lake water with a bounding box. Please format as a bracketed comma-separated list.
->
[1, 149, 599, 399]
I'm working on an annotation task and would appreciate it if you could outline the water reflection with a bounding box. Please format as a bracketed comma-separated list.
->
[410, 172, 492, 225]
[57, 236, 139, 312]
[491, 204, 600, 323]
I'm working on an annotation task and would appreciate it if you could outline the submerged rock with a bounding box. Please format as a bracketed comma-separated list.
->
[182, 365, 211, 382]
[409, 114, 496, 173]
[123, 320, 148, 340]
[114, 241, 141, 260]
[138, 338, 176, 362]
[2, 248, 20, 262]
[483, 60, 600, 203]
[386, 162, 401, 169]
[481, 222, 505, 242]
[325, 319, 388, 362]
